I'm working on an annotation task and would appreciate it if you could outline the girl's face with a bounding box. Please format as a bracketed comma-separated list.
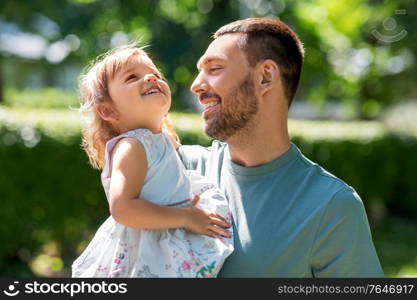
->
[106, 54, 171, 133]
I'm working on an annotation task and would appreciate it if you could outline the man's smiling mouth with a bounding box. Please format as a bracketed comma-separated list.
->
[202, 101, 219, 110]
[199, 92, 221, 111]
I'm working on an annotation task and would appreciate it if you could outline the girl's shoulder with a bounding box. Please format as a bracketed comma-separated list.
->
[111, 128, 164, 149]
[112, 128, 170, 165]
[102, 128, 164, 179]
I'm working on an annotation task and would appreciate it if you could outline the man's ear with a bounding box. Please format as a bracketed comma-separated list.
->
[96, 103, 118, 122]
[258, 59, 279, 94]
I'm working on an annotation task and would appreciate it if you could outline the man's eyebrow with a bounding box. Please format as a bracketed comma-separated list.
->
[196, 54, 227, 70]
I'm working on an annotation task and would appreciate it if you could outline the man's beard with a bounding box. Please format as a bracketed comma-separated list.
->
[205, 72, 258, 142]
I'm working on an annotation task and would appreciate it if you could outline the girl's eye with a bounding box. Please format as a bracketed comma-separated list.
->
[125, 74, 137, 82]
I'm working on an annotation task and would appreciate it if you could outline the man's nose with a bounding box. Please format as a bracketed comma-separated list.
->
[190, 73, 208, 95]
[144, 73, 158, 83]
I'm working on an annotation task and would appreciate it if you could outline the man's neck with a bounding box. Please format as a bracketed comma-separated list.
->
[226, 119, 291, 167]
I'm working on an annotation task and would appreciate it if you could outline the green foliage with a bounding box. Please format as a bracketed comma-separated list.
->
[4, 89, 79, 110]
[2, 0, 416, 115]
[373, 217, 417, 277]
[292, 0, 417, 117]
[0, 125, 103, 277]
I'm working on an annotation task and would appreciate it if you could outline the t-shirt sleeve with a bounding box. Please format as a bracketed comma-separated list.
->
[178, 145, 211, 172]
[309, 188, 384, 277]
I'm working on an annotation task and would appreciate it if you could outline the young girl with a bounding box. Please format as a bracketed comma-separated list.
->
[71, 45, 233, 278]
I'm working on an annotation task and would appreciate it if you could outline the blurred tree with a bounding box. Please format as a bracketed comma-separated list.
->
[0, 0, 416, 117]
[0, 57, 3, 102]
[291, 0, 416, 118]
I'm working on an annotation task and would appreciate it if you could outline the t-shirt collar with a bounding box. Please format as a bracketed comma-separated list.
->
[225, 143, 300, 176]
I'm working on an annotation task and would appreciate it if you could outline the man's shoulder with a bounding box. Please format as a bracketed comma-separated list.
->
[288, 146, 363, 217]
[296, 147, 355, 198]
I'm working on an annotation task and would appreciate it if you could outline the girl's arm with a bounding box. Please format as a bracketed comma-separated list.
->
[108, 138, 231, 237]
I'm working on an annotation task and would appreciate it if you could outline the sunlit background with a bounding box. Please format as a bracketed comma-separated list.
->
[1, 0, 416, 277]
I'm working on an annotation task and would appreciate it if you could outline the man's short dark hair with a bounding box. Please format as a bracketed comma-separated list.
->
[214, 18, 304, 107]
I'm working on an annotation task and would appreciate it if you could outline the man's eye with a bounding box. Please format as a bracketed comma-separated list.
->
[209, 67, 222, 72]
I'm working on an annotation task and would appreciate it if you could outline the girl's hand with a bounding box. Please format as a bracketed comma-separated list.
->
[182, 195, 232, 238]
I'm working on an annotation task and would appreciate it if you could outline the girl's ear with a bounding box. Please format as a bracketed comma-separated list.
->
[96, 103, 118, 121]
[258, 59, 280, 95]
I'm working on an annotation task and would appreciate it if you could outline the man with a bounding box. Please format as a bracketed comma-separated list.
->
[178, 18, 383, 277]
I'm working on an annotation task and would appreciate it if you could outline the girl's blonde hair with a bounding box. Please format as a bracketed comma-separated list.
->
[79, 45, 179, 169]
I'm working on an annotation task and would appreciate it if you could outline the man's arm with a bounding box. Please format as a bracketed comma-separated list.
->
[309, 188, 384, 277]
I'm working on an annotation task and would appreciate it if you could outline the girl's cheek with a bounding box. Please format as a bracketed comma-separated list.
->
[162, 82, 171, 94]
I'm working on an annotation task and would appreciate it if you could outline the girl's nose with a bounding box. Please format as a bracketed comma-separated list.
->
[144, 73, 158, 82]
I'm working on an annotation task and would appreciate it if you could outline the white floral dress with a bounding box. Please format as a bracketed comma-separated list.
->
[72, 128, 233, 277]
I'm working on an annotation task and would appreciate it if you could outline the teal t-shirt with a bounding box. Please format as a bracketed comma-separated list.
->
[178, 142, 383, 277]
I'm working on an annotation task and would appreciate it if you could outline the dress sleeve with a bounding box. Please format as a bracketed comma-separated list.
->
[102, 129, 154, 180]
[125, 129, 155, 167]
[309, 188, 384, 277]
